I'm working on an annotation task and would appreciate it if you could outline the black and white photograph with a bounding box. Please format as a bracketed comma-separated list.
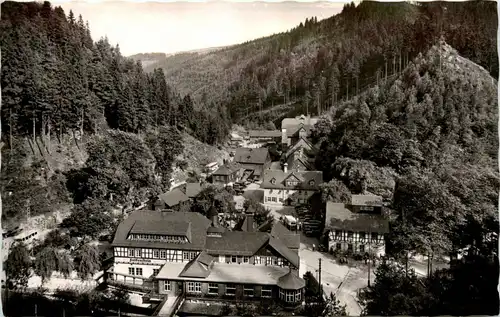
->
[0, 0, 498, 316]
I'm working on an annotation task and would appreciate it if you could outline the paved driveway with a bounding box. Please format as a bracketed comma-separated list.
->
[298, 233, 369, 316]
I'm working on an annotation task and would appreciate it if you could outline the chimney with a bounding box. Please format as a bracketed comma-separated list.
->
[246, 213, 255, 232]
[283, 162, 288, 173]
[281, 128, 287, 148]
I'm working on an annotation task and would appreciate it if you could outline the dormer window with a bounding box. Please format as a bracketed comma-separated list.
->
[271, 178, 276, 184]
[309, 180, 315, 186]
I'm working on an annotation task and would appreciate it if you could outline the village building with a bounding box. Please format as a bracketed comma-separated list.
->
[108, 209, 306, 312]
[233, 148, 271, 182]
[280, 115, 319, 151]
[247, 130, 282, 144]
[324, 200, 389, 257]
[257, 219, 300, 254]
[211, 162, 244, 186]
[260, 166, 323, 206]
[281, 137, 317, 172]
[154, 188, 190, 210]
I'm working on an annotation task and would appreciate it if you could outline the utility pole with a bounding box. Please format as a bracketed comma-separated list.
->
[318, 258, 322, 295]
[368, 224, 372, 287]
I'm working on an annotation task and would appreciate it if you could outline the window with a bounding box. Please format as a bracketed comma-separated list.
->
[372, 233, 379, 241]
[128, 249, 135, 257]
[153, 269, 159, 276]
[265, 257, 272, 266]
[219, 255, 225, 263]
[164, 280, 171, 291]
[244, 285, 254, 297]
[359, 232, 366, 240]
[231, 256, 237, 263]
[254, 256, 262, 265]
[271, 178, 276, 184]
[348, 244, 353, 251]
[208, 283, 218, 295]
[187, 282, 201, 293]
[261, 286, 272, 298]
[295, 290, 301, 302]
[153, 250, 159, 258]
[136, 268, 143, 276]
[279, 198, 283, 202]
[309, 180, 315, 186]
[226, 284, 236, 296]
[237, 256, 243, 263]
[135, 249, 142, 257]
[272, 197, 277, 202]
[277, 258, 283, 266]
[359, 245, 365, 253]
[243, 256, 249, 263]
[160, 250, 166, 259]
[183, 252, 190, 261]
[190, 252, 197, 260]
[128, 267, 135, 275]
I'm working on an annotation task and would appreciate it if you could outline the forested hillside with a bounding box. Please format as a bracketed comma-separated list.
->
[0, 1, 230, 225]
[137, 1, 497, 127]
[315, 42, 498, 315]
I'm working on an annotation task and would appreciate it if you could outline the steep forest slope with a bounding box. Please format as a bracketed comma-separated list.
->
[314, 42, 498, 315]
[135, 1, 497, 127]
[0, 1, 228, 226]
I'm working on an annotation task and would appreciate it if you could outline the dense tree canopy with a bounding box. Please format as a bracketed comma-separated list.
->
[136, 1, 497, 126]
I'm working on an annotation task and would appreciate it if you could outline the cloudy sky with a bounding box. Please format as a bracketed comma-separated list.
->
[52, 0, 349, 56]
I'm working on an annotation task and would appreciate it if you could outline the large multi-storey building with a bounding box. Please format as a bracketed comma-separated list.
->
[260, 165, 323, 206]
[233, 148, 271, 181]
[109, 209, 306, 312]
[324, 198, 389, 257]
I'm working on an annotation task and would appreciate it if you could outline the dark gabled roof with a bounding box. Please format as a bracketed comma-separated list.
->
[277, 271, 306, 290]
[179, 251, 215, 278]
[285, 137, 315, 159]
[325, 202, 389, 233]
[260, 170, 323, 190]
[179, 260, 211, 278]
[281, 115, 319, 134]
[212, 162, 242, 176]
[270, 221, 300, 250]
[286, 152, 314, 171]
[205, 231, 270, 256]
[234, 148, 269, 165]
[158, 188, 190, 207]
[248, 130, 282, 138]
[130, 220, 192, 241]
[268, 237, 300, 268]
[111, 211, 212, 250]
[233, 215, 257, 232]
[351, 194, 383, 207]
[185, 183, 202, 198]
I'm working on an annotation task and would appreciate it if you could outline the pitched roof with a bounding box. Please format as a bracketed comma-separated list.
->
[277, 271, 306, 290]
[351, 194, 383, 206]
[212, 162, 242, 176]
[248, 130, 282, 138]
[205, 231, 269, 256]
[111, 211, 212, 250]
[285, 137, 316, 159]
[260, 170, 323, 190]
[158, 188, 190, 207]
[268, 237, 300, 268]
[179, 251, 215, 278]
[234, 215, 257, 232]
[185, 183, 202, 198]
[270, 221, 300, 250]
[234, 148, 269, 165]
[325, 202, 389, 233]
[130, 221, 192, 241]
[281, 115, 319, 133]
[286, 152, 314, 171]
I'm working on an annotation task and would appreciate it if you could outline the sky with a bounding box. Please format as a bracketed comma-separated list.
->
[51, 0, 349, 56]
